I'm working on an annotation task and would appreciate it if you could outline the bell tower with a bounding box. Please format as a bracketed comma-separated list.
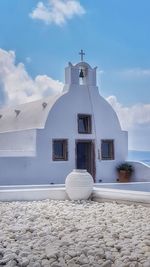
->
[64, 50, 97, 87]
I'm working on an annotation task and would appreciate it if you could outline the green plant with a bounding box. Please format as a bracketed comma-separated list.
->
[116, 162, 134, 173]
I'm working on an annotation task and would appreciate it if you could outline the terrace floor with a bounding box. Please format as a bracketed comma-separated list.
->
[0, 199, 150, 267]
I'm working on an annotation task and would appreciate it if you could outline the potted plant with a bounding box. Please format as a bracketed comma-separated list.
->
[116, 162, 134, 182]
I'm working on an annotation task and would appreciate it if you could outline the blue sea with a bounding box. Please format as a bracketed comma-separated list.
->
[128, 150, 150, 166]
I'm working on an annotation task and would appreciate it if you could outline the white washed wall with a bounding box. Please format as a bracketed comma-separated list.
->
[0, 130, 36, 157]
[0, 82, 128, 185]
[34, 83, 128, 184]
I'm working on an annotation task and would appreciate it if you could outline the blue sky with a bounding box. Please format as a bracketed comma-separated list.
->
[0, 0, 150, 151]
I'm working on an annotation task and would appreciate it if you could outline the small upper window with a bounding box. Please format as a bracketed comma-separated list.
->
[101, 140, 114, 160]
[53, 139, 68, 161]
[78, 114, 92, 134]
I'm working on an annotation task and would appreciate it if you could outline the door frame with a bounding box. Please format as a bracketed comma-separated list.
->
[75, 139, 96, 181]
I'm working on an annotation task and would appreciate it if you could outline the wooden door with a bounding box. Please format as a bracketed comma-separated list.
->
[76, 140, 95, 180]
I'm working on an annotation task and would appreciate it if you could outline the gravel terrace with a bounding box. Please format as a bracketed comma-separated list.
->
[0, 200, 150, 267]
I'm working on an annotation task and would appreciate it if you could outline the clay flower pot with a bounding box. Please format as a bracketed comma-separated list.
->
[116, 163, 134, 183]
[118, 170, 131, 182]
[65, 169, 93, 200]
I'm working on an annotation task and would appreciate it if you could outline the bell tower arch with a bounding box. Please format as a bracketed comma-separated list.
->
[64, 50, 97, 87]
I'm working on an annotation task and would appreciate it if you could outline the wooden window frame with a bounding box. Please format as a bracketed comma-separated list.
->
[52, 139, 68, 161]
[78, 114, 92, 134]
[101, 139, 114, 160]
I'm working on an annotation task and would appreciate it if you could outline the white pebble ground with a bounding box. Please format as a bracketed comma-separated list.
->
[0, 200, 150, 267]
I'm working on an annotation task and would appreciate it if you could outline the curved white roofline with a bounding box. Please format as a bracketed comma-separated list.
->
[0, 93, 64, 133]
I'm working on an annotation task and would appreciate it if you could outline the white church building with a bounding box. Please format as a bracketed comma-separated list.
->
[0, 51, 149, 185]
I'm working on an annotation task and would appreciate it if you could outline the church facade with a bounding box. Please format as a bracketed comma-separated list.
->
[0, 54, 130, 185]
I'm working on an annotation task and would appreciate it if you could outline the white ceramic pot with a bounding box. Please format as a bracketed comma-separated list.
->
[65, 169, 93, 200]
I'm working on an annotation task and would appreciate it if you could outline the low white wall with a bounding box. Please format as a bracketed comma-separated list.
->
[92, 187, 150, 205]
[0, 184, 150, 205]
[129, 161, 150, 182]
[0, 187, 68, 202]
[94, 181, 150, 191]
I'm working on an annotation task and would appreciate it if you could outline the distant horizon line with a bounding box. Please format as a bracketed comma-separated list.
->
[128, 149, 150, 153]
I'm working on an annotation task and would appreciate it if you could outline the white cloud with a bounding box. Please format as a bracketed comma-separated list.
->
[0, 48, 63, 106]
[107, 95, 150, 130]
[107, 95, 150, 150]
[30, 0, 85, 26]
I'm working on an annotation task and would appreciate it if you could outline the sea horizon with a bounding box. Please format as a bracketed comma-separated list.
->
[128, 150, 150, 166]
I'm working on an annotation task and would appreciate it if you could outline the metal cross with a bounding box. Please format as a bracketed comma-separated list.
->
[79, 49, 85, 61]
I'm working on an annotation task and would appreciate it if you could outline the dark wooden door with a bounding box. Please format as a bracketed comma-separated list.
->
[76, 140, 95, 180]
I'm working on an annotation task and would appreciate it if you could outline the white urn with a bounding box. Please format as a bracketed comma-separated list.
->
[65, 169, 93, 200]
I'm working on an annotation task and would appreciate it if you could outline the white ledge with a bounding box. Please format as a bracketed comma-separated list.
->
[0, 184, 150, 204]
[92, 187, 150, 205]
[0, 187, 68, 202]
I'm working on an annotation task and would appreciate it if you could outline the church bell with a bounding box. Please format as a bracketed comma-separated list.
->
[79, 68, 84, 78]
